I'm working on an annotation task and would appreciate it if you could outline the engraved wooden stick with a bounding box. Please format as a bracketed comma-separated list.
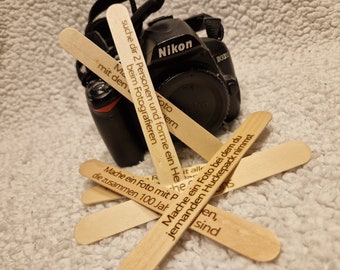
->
[79, 111, 276, 263]
[105, 4, 186, 185]
[79, 159, 280, 263]
[80, 141, 311, 205]
[59, 27, 221, 161]
[110, 107, 271, 269]
[76, 141, 311, 246]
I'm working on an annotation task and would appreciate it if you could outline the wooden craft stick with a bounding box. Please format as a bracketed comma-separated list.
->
[75, 200, 159, 245]
[110, 107, 271, 269]
[79, 161, 280, 263]
[80, 141, 311, 204]
[81, 185, 123, 205]
[106, 4, 185, 184]
[75, 141, 311, 245]
[59, 27, 221, 161]
[79, 111, 277, 263]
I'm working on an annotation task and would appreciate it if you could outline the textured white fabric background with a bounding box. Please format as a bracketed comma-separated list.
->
[1, 0, 339, 269]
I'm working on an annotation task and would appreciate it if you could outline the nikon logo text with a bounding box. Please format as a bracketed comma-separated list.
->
[158, 40, 193, 58]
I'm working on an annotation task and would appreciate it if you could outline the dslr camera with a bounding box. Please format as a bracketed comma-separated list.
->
[77, 0, 241, 167]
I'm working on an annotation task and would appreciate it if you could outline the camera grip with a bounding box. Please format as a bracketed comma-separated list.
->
[89, 99, 146, 167]
[87, 83, 147, 167]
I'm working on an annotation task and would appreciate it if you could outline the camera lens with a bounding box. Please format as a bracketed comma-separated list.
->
[158, 70, 229, 134]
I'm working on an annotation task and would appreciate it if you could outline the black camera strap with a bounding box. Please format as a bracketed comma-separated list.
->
[76, 0, 120, 85]
[76, 0, 139, 86]
[185, 13, 224, 40]
[87, 0, 135, 23]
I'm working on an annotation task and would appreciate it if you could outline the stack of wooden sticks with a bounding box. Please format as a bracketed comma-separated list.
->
[59, 4, 311, 270]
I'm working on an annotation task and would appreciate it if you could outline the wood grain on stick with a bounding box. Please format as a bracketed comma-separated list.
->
[74, 141, 311, 247]
[106, 4, 185, 184]
[110, 107, 271, 269]
[79, 111, 277, 265]
[79, 159, 280, 263]
[80, 141, 311, 205]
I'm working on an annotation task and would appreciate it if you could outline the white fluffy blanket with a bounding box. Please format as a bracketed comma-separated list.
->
[1, 0, 339, 269]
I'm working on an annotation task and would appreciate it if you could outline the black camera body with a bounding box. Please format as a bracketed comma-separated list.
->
[79, 0, 241, 167]
[142, 16, 240, 133]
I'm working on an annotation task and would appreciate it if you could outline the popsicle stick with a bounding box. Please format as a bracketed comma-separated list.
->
[75, 200, 159, 245]
[77, 175, 280, 262]
[215, 139, 312, 194]
[106, 5, 185, 185]
[110, 107, 271, 269]
[59, 27, 221, 161]
[79, 158, 280, 263]
[79, 111, 276, 263]
[81, 165, 200, 205]
[75, 141, 311, 245]
[80, 141, 311, 204]
[81, 185, 123, 205]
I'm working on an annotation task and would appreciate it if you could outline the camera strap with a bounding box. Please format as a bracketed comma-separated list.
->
[87, 0, 136, 23]
[77, 0, 135, 86]
[185, 13, 224, 40]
